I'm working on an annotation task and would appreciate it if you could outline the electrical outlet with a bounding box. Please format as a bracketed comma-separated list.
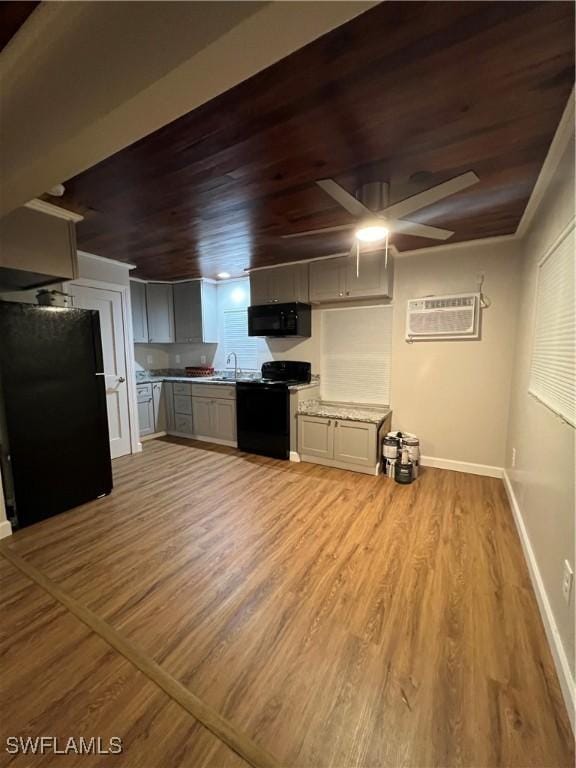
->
[175, 354, 181, 364]
[146, 354, 153, 365]
[200, 355, 206, 364]
[562, 560, 573, 604]
[511, 447, 516, 468]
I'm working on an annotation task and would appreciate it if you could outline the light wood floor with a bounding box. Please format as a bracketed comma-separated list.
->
[1, 437, 573, 767]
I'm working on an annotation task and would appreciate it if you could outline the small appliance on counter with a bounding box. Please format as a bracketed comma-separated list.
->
[248, 302, 311, 338]
[36, 288, 73, 307]
[382, 431, 420, 483]
[236, 361, 311, 459]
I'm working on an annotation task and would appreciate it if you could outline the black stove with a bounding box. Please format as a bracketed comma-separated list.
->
[236, 361, 311, 459]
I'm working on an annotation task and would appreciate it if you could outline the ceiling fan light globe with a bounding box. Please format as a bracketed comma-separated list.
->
[355, 224, 389, 243]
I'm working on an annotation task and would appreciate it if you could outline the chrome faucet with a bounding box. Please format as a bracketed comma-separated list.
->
[226, 352, 238, 381]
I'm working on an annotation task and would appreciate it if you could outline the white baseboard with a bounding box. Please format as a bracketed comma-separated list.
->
[420, 456, 503, 478]
[289, 451, 301, 463]
[166, 431, 237, 449]
[503, 471, 575, 730]
[0, 520, 13, 539]
[141, 431, 167, 442]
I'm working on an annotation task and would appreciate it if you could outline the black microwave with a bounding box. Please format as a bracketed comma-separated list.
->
[248, 302, 311, 338]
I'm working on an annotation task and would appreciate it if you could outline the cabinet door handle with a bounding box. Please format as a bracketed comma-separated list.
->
[327, 419, 331, 426]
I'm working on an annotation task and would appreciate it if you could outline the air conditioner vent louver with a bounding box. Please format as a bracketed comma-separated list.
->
[406, 292, 480, 341]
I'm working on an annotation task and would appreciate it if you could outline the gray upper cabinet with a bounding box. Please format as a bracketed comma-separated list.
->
[173, 280, 217, 343]
[345, 248, 393, 299]
[130, 281, 149, 342]
[146, 283, 175, 343]
[309, 258, 347, 302]
[249, 270, 270, 306]
[0, 206, 78, 290]
[250, 264, 309, 305]
[309, 250, 393, 303]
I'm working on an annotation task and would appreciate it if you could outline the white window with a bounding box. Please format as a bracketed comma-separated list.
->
[529, 223, 575, 426]
[223, 309, 258, 370]
[321, 305, 393, 404]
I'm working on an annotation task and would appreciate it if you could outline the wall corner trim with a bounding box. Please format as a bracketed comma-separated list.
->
[516, 88, 575, 238]
[503, 470, 575, 731]
[0, 520, 13, 540]
[420, 456, 503, 478]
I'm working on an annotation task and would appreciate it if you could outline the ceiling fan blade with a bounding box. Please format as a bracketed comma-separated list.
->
[281, 223, 354, 239]
[316, 179, 373, 217]
[380, 171, 479, 220]
[392, 219, 454, 240]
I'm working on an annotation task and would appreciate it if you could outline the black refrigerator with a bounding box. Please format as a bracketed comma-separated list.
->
[0, 301, 113, 528]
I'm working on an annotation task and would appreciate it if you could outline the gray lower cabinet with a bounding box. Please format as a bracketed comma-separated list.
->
[152, 382, 165, 432]
[146, 283, 174, 343]
[164, 382, 175, 431]
[137, 382, 167, 436]
[136, 384, 155, 436]
[297, 415, 333, 458]
[333, 419, 373, 467]
[173, 280, 218, 343]
[130, 281, 149, 342]
[191, 396, 212, 436]
[165, 382, 236, 444]
[171, 382, 194, 436]
[298, 415, 390, 474]
[212, 398, 237, 442]
[192, 396, 236, 443]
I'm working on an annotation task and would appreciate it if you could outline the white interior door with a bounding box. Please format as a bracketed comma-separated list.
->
[68, 283, 131, 459]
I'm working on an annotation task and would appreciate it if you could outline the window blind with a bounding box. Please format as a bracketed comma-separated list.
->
[529, 223, 575, 426]
[223, 309, 258, 370]
[321, 305, 393, 404]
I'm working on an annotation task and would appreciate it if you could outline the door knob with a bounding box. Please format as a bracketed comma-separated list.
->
[96, 373, 125, 383]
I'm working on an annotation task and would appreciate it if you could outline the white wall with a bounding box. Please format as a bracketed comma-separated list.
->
[505, 135, 575, 684]
[390, 239, 521, 468]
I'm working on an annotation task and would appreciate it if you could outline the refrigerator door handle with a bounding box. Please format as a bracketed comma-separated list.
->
[95, 372, 125, 383]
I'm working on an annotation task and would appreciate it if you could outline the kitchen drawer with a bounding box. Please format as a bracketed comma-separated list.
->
[136, 383, 152, 403]
[173, 394, 192, 415]
[192, 384, 235, 400]
[174, 413, 193, 435]
[173, 382, 192, 396]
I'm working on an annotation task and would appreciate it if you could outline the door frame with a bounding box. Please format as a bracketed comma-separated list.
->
[66, 277, 141, 455]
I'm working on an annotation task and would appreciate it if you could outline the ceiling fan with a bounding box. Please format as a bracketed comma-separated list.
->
[282, 171, 479, 274]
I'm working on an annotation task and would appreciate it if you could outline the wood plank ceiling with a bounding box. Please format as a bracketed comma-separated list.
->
[0, 1, 39, 51]
[49, 1, 574, 280]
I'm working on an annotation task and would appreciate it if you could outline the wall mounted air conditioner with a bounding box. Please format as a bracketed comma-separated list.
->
[406, 293, 480, 341]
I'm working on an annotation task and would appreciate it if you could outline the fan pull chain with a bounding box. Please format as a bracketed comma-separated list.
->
[385, 229, 389, 269]
[356, 239, 360, 278]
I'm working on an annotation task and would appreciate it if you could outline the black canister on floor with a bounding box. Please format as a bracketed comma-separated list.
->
[394, 447, 414, 484]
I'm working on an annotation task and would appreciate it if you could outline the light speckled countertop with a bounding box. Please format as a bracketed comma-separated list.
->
[136, 375, 320, 392]
[297, 399, 391, 424]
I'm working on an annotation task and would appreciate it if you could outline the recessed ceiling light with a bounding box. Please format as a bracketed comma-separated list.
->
[217, 272, 231, 279]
